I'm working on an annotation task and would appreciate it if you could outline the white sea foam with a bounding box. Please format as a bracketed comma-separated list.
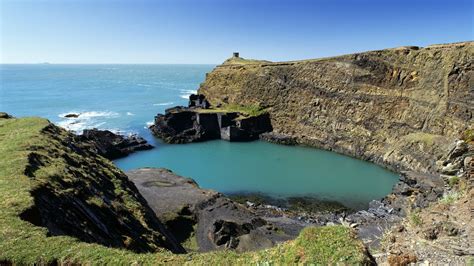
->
[58, 111, 119, 119]
[179, 89, 197, 100]
[146, 121, 154, 126]
[56, 111, 119, 133]
[153, 102, 174, 106]
[126, 112, 135, 116]
[137, 83, 152, 87]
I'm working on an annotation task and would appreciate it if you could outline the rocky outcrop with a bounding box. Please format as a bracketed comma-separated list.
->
[0, 112, 12, 119]
[150, 95, 272, 143]
[127, 168, 301, 252]
[79, 129, 153, 159]
[199, 42, 473, 173]
[0, 116, 184, 254]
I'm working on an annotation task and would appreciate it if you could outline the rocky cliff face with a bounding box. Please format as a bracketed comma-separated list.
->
[199, 42, 473, 173]
[0, 115, 184, 254]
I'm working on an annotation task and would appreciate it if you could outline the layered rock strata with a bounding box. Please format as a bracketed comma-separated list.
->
[199, 42, 473, 173]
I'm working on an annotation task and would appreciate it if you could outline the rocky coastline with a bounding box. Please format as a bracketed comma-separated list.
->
[149, 94, 272, 143]
[79, 128, 153, 160]
[1, 42, 472, 264]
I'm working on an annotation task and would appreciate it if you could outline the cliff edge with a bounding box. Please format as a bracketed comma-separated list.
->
[199, 41, 473, 173]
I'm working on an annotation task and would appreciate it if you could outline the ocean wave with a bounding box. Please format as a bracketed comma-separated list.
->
[58, 111, 119, 119]
[153, 102, 174, 106]
[179, 89, 197, 100]
[126, 112, 135, 116]
[56, 110, 119, 134]
[137, 83, 152, 87]
[146, 121, 154, 126]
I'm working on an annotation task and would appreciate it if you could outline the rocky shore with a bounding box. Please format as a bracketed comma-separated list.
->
[79, 128, 153, 159]
[194, 42, 473, 263]
[149, 94, 272, 143]
[127, 168, 304, 252]
[1, 42, 472, 265]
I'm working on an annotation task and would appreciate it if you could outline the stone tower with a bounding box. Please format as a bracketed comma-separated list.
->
[233, 52, 239, 58]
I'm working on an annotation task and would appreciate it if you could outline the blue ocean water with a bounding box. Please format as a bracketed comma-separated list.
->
[0, 64, 399, 210]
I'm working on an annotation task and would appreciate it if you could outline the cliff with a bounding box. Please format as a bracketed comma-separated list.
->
[199, 41, 473, 173]
[0, 114, 371, 264]
[0, 115, 184, 258]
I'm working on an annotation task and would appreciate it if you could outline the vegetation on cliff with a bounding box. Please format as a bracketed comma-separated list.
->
[0, 115, 371, 264]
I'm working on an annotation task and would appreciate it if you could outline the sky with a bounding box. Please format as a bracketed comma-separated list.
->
[0, 0, 472, 64]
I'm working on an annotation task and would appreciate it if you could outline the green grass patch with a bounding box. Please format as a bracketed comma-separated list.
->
[403, 132, 440, 146]
[439, 191, 462, 205]
[462, 129, 474, 143]
[223, 57, 271, 65]
[409, 210, 423, 227]
[448, 176, 460, 188]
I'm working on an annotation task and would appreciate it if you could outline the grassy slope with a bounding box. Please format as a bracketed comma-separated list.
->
[0, 116, 370, 264]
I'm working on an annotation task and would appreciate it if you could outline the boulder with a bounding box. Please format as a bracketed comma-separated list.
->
[64, 113, 80, 118]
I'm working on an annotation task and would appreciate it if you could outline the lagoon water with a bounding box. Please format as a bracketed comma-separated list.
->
[1, 64, 399, 210]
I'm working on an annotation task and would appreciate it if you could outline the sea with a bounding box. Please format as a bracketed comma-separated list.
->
[0, 64, 399, 210]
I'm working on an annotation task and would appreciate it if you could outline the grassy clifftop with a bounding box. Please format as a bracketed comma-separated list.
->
[0, 115, 371, 264]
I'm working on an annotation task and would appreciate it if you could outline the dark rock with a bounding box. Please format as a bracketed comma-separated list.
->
[127, 168, 298, 252]
[0, 112, 12, 119]
[64, 113, 80, 118]
[150, 95, 272, 143]
[189, 94, 210, 109]
[259, 132, 297, 145]
[79, 129, 153, 160]
[423, 226, 440, 240]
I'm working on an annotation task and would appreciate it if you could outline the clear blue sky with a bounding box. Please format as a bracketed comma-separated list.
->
[1, 0, 472, 64]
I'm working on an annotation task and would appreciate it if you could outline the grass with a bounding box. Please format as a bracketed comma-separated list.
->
[448, 176, 460, 188]
[409, 210, 423, 227]
[0, 116, 370, 264]
[439, 191, 462, 205]
[403, 132, 440, 146]
[462, 128, 474, 143]
[197, 103, 268, 118]
[223, 57, 271, 65]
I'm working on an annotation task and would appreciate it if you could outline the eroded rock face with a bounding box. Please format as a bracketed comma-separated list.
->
[149, 95, 272, 143]
[199, 42, 473, 173]
[79, 129, 153, 159]
[16, 122, 184, 254]
[127, 168, 299, 252]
